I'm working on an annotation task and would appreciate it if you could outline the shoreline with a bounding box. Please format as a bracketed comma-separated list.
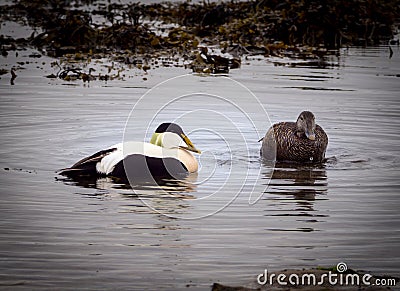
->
[1, 0, 398, 59]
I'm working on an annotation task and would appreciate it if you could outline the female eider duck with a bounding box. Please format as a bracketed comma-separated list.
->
[59, 123, 201, 180]
[260, 111, 328, 163]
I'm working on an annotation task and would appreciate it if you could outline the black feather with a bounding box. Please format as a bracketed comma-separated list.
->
[58, 148, 117, 177]
[112, 154, 188, 182]
[155, 123, 184, 135]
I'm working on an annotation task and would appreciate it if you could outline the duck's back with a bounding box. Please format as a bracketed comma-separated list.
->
[261, 122, 328, 163]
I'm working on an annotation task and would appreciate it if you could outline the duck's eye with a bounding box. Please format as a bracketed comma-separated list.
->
[299, 116, 304, 121]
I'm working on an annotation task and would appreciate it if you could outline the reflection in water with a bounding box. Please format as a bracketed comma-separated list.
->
[57, 172, 197, 192]
[57, 172, 199, 216]
[262, 162, 328, 232]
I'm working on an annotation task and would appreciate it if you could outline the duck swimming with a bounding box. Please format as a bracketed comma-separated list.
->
[260, 111, 328, 163]
[59, 123, 201, 181]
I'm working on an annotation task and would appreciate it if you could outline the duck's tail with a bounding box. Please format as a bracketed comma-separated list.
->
[57, 166, 99, 177]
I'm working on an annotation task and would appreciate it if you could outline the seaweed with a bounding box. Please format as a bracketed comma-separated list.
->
[1, 0, 399, 75]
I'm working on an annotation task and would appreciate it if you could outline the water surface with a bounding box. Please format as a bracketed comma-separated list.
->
[0, 46, 399, 290]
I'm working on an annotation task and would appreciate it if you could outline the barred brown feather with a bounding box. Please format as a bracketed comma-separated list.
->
[260, 112, 328, 163]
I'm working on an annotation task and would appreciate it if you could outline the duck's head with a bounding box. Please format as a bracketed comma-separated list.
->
[296, 111, 316, 141]
[150, 123, 201, 154]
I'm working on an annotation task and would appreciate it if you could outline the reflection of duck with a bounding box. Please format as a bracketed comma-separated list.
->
[260, 111, 328, 163]
[262, 162, 328, 218]
[59, 123, 201, 181]
[270, 163, 328, 195]
[57, 173, 198, 194]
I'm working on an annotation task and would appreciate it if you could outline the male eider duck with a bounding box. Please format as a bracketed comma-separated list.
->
[59, 123, 201, 181]
[260, 111, 328, 163]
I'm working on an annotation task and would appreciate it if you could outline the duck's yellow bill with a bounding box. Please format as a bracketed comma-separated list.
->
[181, 134, 202, 154]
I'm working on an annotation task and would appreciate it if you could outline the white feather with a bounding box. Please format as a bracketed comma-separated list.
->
[96, 143, 123, 174]
[158, 132, 187, 149]
[95, 140, 198, 175]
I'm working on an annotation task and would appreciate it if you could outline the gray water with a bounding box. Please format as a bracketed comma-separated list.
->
[0, 46, 399, 290]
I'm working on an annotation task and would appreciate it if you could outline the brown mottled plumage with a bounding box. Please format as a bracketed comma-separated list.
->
[260, 111, 328, 163]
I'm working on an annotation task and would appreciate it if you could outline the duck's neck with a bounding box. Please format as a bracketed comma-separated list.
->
[150, 133, 163, 146]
